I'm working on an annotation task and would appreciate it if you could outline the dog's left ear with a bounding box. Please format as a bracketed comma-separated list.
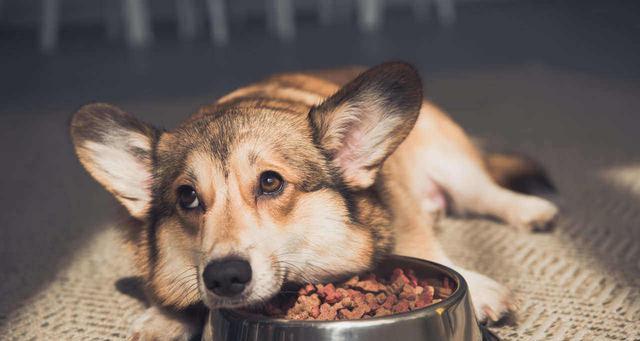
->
[309, 61, 423, 189]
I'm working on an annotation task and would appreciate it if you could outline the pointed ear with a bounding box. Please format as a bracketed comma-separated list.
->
[309, 62, 423, 189]
[70, 103, 159, 219]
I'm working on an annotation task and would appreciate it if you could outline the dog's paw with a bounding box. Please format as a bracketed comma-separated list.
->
[129, 307, 199, 341]
[506, 196, 558, 231]
[458, 270, 516, 323]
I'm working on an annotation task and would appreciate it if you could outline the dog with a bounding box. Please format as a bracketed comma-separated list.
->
[70, 61, 558, 340]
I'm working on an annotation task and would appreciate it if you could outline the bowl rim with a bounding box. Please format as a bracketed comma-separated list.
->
[217, 255, 468, 326]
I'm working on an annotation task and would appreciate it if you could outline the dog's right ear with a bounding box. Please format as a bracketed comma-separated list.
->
[70, 103, 159, 220]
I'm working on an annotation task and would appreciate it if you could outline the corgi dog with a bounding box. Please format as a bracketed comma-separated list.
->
[70, 62, 558, 340]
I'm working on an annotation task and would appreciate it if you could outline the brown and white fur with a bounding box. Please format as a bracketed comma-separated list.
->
[70, 62, 558, 340]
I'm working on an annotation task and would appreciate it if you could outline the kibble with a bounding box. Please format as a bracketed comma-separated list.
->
[259, 268, 454, 320]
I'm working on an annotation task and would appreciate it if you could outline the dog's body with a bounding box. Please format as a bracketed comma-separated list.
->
[71, 62, 558, 340]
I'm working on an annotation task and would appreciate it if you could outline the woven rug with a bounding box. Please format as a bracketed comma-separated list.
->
[2, 65, 639, 340]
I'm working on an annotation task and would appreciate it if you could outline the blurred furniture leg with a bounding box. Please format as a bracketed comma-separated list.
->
[123, 0, 153, 48]
[176, 0, 198, 41]
[334, 0, 352, 23]
[266, 0, 295, 40]
[356, 0, 383, 32]
[434, 0, 455, 26]
[205, 0, 229, 45]
[317, 0, 334, 26]
[412, 0, 430, 22]
[40, 0, 60, 53]
[103, 0, 121, 41]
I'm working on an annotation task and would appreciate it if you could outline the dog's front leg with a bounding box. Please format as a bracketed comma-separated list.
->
[393, 214, 515, 323]
[129, 305, 205, 341]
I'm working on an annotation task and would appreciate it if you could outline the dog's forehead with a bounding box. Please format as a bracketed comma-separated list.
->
[156, 108, 330, 188]
[204, 109, 309, 152]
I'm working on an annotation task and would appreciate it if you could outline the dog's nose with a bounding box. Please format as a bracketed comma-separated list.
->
[202, 257, 252, 297]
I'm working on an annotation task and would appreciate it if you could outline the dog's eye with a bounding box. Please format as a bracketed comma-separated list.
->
[259, 171, 284, 195]
[178, 185, 200, 209]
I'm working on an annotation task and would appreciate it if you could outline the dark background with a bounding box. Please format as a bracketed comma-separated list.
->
[1, 0, 639, 326]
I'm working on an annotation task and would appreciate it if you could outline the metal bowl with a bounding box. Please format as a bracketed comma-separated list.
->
[202, 255, 498, 341]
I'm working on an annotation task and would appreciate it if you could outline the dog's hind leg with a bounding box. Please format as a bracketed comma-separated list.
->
[385, 163, 515, 323]
[396, 101, 558, 231]
[384, 100, 558, 322]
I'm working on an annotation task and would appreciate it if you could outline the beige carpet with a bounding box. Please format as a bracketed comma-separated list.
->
[2, 65, 639, 340]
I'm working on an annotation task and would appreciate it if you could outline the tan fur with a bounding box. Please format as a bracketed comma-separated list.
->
[70, 62, 558, 340]
[485, 152, 548, 189]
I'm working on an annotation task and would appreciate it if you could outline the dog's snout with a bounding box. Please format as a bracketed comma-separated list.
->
[203, 258, 252, 297]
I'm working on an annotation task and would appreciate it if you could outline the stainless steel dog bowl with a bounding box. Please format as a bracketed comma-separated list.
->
[202, 255, 498, 341]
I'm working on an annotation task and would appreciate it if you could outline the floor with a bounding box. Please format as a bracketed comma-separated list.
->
[1, 0, 639, 339]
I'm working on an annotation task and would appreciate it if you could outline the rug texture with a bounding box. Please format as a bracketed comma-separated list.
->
[2, 65, 639, 340]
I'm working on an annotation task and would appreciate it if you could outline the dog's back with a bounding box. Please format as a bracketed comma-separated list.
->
[185, 67, 362, 125]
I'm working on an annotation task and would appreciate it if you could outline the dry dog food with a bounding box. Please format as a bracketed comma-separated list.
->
[260, 268, 454, 320]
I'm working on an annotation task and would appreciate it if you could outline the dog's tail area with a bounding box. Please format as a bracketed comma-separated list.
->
[485, 152, 556, 195]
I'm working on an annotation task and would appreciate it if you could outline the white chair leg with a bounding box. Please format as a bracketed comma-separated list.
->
[356, 0, 384, 32]
[205, 0, 229, 45]
[176, 0, 198, 41]
[265, 0, 275, 32]
[434, 0, 455, 26]
[334, 0, 352, 23]
[123, 0, 153, 48]
[267, 0, 295, 40]
[40, 0, 60, 53]
[317, 0, 334, 26]
[103, 0, 121, 41]
[412, 0, 431, 22]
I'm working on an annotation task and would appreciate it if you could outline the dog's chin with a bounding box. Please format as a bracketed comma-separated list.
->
[201, 288, 280, 310]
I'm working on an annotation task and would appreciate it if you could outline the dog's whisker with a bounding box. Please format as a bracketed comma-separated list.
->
[174, 281, 200, 307]
[164, 267, 199, 292]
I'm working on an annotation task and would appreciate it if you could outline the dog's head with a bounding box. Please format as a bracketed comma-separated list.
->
[70, 62, 422, 310]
